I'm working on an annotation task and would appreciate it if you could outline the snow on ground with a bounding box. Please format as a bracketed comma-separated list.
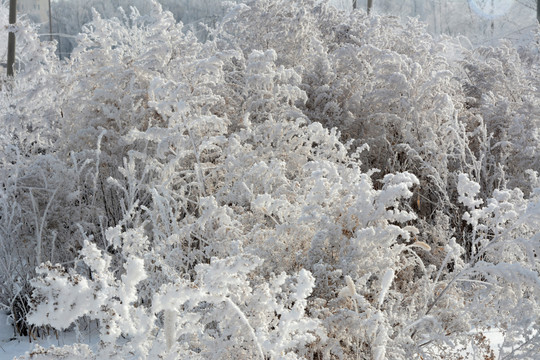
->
[0, 312, 100, 360]
[426, 327, 534, 359]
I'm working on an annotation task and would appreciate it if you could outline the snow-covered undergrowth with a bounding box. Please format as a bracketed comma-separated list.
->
[1, 0, 540, 359]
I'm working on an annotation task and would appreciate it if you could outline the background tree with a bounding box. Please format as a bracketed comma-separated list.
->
[7, 0, 16, 76]
[0, 1, 8, 68]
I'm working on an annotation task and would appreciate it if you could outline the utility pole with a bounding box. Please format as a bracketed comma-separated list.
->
[7, 0, 16, 77]
[48, 0, 53, 42]
[367, 0, 373, 14]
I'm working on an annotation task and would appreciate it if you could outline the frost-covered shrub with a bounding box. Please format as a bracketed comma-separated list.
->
[460, 43, 540, 194]
[0, 3, 59, 152]
[0, 6, 62, 335]
[50, 0, 231, 57]
[1, 0, 539, 359]
[29, 239, 324, 359]
[218, 0, 540, 272]
[218, 1, 473, 252]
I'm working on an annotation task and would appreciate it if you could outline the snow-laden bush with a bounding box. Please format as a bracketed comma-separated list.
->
[218, 0, 540, 258]
[0, 2, 61, 336]
[460, 42, 540, 194]
[0, 0, 539, 359]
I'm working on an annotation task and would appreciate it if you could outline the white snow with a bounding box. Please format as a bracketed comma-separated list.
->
[0, 312, 100, 360]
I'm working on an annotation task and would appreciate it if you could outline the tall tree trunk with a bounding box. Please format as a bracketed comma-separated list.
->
[48, 0, 53, 42]
[491, 0, 495, 38]
[367, 0, 373, 14]
[352, 0, 357, 10]
[7, 0, 16, 77]
[537, 0, 540, 23]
